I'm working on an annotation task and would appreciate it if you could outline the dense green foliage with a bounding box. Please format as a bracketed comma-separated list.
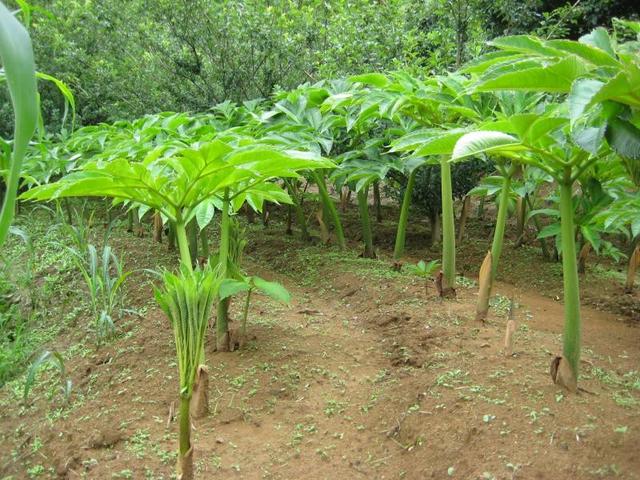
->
[2, 0, 637, 134]
[2, 1, 640, 475]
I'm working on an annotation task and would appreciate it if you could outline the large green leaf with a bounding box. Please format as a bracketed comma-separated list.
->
[22, 140, 333, 222]
[412, 130, 468, 157]
[219, 278, 251, 300]
[349, 73, 390, 88]
[451, 131, 522, 161]
[36, 72, 76, 130]
[590, 73, 639, 110]
[579, 27, 615, 57]
[490, 35, 563, 57]
[476, 56, 589, 93]
[546, 39, 621, 68]
[605, 117, 640, 160]
[0, 3, 38, 247]
[391, 128, 445, 153]
[568, 78, 605, 122]
[252, 276, 291, 304]
[194, 199, 215, 229]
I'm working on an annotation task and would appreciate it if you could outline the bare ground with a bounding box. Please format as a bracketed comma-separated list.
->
[1, 205, 639, 480]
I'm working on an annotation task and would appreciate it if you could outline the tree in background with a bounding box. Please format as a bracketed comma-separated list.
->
[2, 0, 636, 135]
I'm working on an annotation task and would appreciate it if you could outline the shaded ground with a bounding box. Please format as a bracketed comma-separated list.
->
[0, 201, 639, 480]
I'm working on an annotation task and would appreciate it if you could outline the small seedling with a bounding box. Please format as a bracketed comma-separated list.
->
[406, 260, 441, 297]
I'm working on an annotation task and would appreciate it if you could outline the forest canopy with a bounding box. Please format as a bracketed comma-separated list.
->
[2, 0, 637, 133]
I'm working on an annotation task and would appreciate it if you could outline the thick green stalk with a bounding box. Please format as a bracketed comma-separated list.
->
[559, 179, 581, 378]
[440, 158, 456, 289]
[357, 186, 375, 258]
[178, 395, 191, 456]
[393, 170, 417, 261]
[216, 189, 231, 349]
[312, 171, 345, 249]
[175, 221, 193, 271]
[490, 170, 512, 281]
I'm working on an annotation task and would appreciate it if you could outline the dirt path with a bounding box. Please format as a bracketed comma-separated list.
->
[1, 232, 639, 479]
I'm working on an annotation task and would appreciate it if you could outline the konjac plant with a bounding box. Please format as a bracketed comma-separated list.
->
[461, 23, 640, 390]
[22, 139, 332, 477]
[450, 109, 618, 391]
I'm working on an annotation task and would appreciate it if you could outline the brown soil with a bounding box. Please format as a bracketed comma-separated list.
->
[1, 204, 639, 480]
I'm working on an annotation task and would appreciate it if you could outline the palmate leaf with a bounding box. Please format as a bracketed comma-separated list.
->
[592, 73, 639, 110]
[451, 131, 523, 161]
[22, 140, 333, 221]
[332, 156, 392, 192]
[231, 181, 293, 213]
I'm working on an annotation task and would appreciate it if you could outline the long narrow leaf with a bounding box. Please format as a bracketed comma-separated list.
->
[0, 3, 38, 247]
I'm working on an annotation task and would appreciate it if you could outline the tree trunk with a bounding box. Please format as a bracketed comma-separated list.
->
[153, 211, 163, 243]
[340, 187, 351, 212]
[288, 180, 310, 241]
